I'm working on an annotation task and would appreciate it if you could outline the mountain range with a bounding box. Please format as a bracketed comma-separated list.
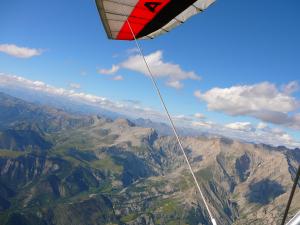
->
[0, 92, 299, 225]
[0, 84, 216, 138]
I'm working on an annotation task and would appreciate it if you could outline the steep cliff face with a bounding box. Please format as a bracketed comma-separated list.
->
[0, 93, 299, 225]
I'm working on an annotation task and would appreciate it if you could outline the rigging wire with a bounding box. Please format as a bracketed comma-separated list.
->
[126, 20, 217, 225]
[281, 164, 300, 225]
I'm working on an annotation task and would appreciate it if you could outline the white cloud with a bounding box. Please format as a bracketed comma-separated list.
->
[196, 82, 298, 114]
[192, 120, 300, 149]
[0, 44, 43, 58]
[69, 83, 81, 89]
[194, 113, 205, 119]
[166, 80, 183, 89]
[192, 120, 299, 148]
[1, 73, 299, 149]
[174, 115, 186, 119]
[173, 113, 208, 124]
[98, 65, 119, 75]
[225, 122, 254, 132]
[0, 73, 108, 105]
[113, 75, 124, 81]
[195, 82, 300, 129]
[173, 114, 194, 122]
[254, 127, 297, 148]
[0, 73, 166, 123]
[122, 50, 200, 80]
[257, 122, 268, 130]
[100, 50, 200, 89]
[192, 120, 214, 128]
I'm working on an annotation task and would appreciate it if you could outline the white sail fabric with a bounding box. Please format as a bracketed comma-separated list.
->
[142, 0, 215, 39]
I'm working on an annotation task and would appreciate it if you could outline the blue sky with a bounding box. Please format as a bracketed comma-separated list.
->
[0, 0, 300, 147]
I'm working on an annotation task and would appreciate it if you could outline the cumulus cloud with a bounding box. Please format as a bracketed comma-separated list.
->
[122, 50, 200, 81]
[191, 116, 300, 148]
[0, 73, 299, 149]
[194, 113, 205, 119]
[0, 44, 43, 58]
[173, 115, 194, 122]
[166, 80, 183, 89]
[259, 127, 296, 147]
[192, 120, 214, 128]
[98, 65, 119, 75]
[195, 82, 300, 129]
[0, 73, 112, 106]
[99, 50, 200, 89]
[173, 113, 208, 125]
[225, 122, 254, 132]
[191, 119, 299, 148]
[257, 122, 268, 130]
[222, 121, 299, 148]
[0, 73, 166, 123]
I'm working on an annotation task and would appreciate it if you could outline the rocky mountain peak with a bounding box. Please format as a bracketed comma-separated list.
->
[0, 93, 299, 225]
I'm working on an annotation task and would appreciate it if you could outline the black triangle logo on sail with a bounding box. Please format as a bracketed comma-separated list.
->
[144, 2, 161, 12]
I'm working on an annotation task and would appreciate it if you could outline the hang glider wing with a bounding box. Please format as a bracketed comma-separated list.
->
[95, 0, 215, 40]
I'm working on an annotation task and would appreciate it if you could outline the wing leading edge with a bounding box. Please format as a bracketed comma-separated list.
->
[96, 0, 215, 40]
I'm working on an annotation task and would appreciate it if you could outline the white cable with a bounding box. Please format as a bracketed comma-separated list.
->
[126, 20, 217, 225]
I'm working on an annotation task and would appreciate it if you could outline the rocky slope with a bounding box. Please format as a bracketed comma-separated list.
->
[0, 92, 299, 225]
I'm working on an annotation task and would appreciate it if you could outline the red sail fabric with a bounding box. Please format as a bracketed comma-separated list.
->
[117, 0, 170, 40]
[95, 0, 215, 40]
